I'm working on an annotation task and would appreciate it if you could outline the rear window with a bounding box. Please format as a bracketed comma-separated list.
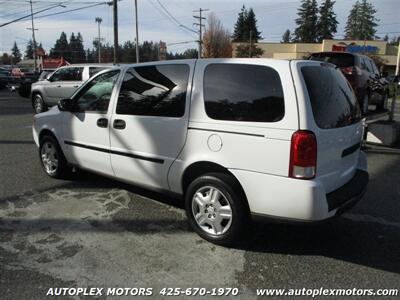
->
[302, 65, 361, 129]
[310, 53, 355, 68]
[204, 64, 284, 122]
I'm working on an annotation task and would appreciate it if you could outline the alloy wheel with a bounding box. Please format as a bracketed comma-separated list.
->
[191, 186, 233, 236]
[41, 141, 58, 175]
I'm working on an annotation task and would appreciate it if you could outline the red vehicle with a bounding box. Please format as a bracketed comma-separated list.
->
[11, 67, 24, 77]
[309, 52, 389, 115]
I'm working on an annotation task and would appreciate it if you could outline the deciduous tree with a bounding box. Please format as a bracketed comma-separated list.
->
[203, 13, 232, 58]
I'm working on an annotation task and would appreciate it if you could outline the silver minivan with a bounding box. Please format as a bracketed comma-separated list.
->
[31, 64, 112, 114]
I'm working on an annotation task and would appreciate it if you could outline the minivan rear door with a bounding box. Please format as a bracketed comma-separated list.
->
[292, 61, 364, 193]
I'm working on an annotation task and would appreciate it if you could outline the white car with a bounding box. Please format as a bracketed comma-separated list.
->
[33, 59, 369, 245]
[31, 64, 112, 114]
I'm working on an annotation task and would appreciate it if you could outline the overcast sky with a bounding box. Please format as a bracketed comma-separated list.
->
[0, 0, 399, 55]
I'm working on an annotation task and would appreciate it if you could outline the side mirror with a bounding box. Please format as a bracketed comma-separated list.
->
[57, 98, 73, 111]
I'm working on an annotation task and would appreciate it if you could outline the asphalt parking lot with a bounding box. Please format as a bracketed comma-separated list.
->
[0, 89, 400, 299]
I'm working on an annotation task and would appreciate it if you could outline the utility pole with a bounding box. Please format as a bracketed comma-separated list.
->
[95, 17, 102, 63]
[193, 8, 209, 59]
[28, 0, 37, 72]
[113, 0, 118, 64]
[249, 30, 252, 58]
[134, 0, 139, 63]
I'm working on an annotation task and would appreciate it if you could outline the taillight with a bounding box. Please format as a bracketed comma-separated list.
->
[289, 130, 317, 179]
[340, 66, 355, 75]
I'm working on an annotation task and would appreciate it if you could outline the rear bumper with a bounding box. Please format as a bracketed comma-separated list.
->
[326, 169, 369, 214]
[232, 164, 369, 222]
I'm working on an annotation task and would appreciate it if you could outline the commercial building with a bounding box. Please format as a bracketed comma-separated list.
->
[233, 39, 399, 73]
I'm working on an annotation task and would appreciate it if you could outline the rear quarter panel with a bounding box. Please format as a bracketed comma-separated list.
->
[168, 59, 299, 194]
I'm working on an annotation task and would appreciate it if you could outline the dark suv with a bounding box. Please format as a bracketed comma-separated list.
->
[309, 52, 389, 114]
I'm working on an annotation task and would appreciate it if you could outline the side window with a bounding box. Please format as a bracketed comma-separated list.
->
[363, 58, 373, 73]
[369, 59, 379, 76]
[89, 67, 108, 77]
[203, 64, 285, 122]
[50, 67, 83, 81]
[49, 68, 64, 82]
[73, 70, 120, 112]
[63, 67, 83, 81]
[116, 64, 189, 117]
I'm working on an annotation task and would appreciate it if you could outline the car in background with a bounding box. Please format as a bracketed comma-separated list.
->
[0, 68, 10, 89]
[309, 52, 389, 115]
[31, 64, 112, 114]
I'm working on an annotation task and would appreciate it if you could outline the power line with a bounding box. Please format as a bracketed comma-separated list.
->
[35, 2, 108, 19]
[150, 0, 196, 36]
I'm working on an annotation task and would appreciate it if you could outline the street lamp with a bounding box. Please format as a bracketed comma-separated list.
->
[95, 17, 102, 63]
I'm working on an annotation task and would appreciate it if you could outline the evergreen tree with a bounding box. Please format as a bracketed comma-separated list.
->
[317, 0, 338, 41]
[383, 34, 389, 41]
[75, 33, 86, 63]
[232, 5, 247, 42]
[25, 39, 37, 59]
[281, 29, 291, 43]
[1, 53, 12, 65]
[293, 0, 318, 42]
[11, 42, 22, 63]
[245, 8, 262, 42]
[232, 6, 262, 42]
[232, 6, 263, 57]
[345, 0, 378, 40]
[68, 32, 77, 62]
[50, 32, 69, 59]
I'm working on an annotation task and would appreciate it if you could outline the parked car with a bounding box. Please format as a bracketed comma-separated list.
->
[18, 71, 41, 98]
[309, 52, 389, 114]
[32, 59, 369, 246]
[0, 68, 10, 89]
[31, 64, 112, 114]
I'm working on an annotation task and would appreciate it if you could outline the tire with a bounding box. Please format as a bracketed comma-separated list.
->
[32, 93, 48, 114]
[376, 92, 388, 111]
[184, 173, 249, 246]
[361, 93, 369, 115]
[39, 135, 71, 179]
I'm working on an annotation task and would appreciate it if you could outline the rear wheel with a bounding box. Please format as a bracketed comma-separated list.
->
[39, 135, 71, 179]
[32, 93, 47, 114]
[185, 173, 249, 246]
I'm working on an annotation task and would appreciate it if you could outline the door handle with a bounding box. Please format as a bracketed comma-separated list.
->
[57, 85, 62, 88]
[113, 119, 126, 130]
[73, 85, 80, 88]
[97, 118, 108, 128]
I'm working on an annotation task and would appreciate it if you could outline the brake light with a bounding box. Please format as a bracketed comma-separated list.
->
[289, 130, 317, 179]
[340, 66, 355, 75]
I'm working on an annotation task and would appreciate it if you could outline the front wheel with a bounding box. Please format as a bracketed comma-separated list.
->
[32, 93, 47, 114]
[185, 173, 249, 246]
[39, 135, 71, 179]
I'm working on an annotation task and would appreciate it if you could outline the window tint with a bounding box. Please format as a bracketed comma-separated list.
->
[310, 53, 355, 68]
[302, 65, 361, 129]
[73, 70, 120, 112]
[51, 67, 83, 81]
[116, 64, 189, 117]
[89, 67, 108, 77]
[203, 64, 284, 122]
